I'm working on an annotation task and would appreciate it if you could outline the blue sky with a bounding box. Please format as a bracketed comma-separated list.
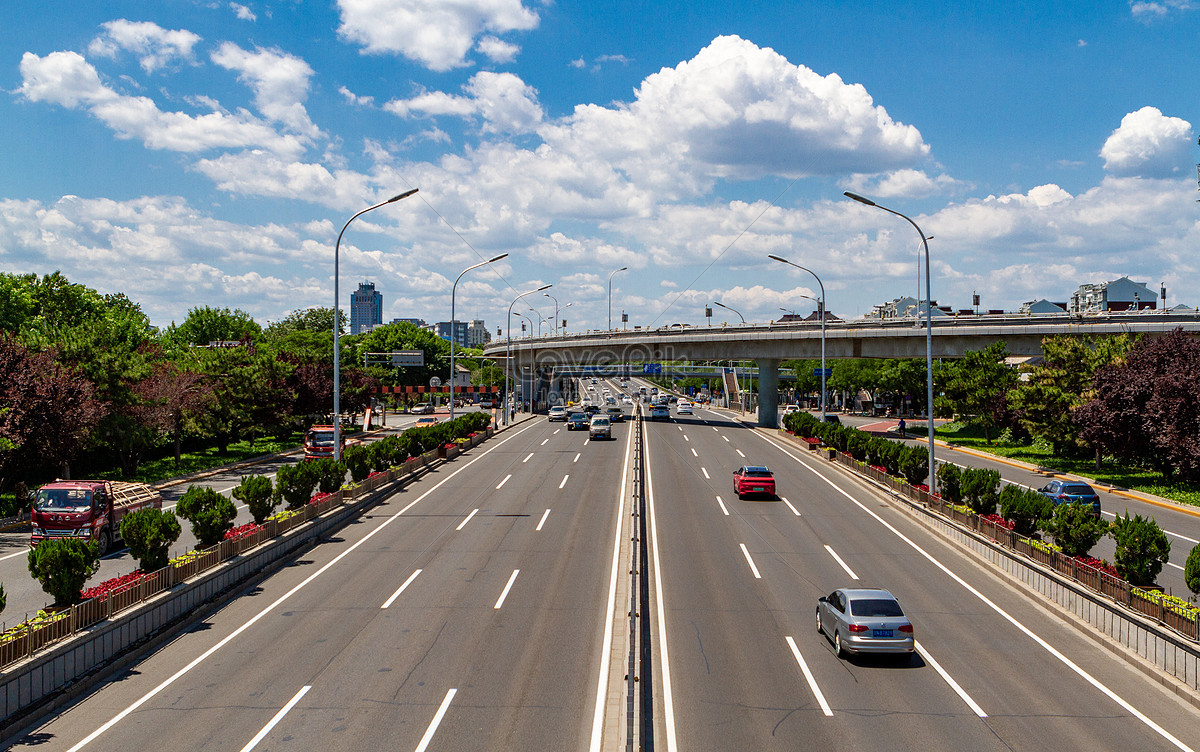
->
[1, 0, 1197, 333]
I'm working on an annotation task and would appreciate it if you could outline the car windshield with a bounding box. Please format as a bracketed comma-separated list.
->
[1061, 484, 1094, 495]
[849, 598, 904, 617]
[742, 469, 772, 477]
[592, 419, 609, 426]
[306, 430, 335, 446]
[35, 488, 92, 512]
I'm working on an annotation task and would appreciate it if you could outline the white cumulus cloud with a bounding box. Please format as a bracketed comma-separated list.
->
[385, 71, 543, 134]
[88, 19, 201, 73]
[230, 3, 257, 21]
[1100, 106, 1193, 178]
[211, 43, 321, 139]
[18, 51, 306, 156]
[335, 0, 539, 71]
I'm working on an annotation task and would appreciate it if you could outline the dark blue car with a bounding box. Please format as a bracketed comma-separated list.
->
[1038, 480, 1101, 517]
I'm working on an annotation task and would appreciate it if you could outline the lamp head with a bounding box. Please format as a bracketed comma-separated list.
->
[843, 191, 875, 206]
[388, 188, 419, 202]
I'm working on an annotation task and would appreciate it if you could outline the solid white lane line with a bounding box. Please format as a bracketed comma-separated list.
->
[739, 543, 762, 579]
[540, 438, 549, 446]
[753, 430, 1194, 752]
[690, 448, 698, 457]
[559, 474, 569, 489]
[238, 685, 311, 752]
[574, 453, 581, 463]
[523, 452, 534, 463]
[1168, 562, 1185, 571]
[785, 636, 833, 716]
[0, 550, 26, 562]
[642, 428, 679, 752]
[496, 474, 512, 489]
[456, 508, 479, 531]
[414, 688, 457, 752]
[536, 509, 551, 531]
[494, 569, 520, 609]
[823, 545, 858, 580]
[782, 497, 801, 516]
[589, 378, 638, 752]
[716, 496, 730, 516]
[381, 569, 423, 608]
[63, 422, 540, 752]
[735, 449, 745, 458]
[916, 640, 987, 717]
[701, 467, 710, 479]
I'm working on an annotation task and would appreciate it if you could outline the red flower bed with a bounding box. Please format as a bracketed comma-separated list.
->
[917, 485, 931, 493]
[1074, 555, 1119, 577]
[869, 464, 889, 475]
[81, 570, 149, 601]
[309, 492, 333, 505]
[224, 522, 263, 542]
[802, 436, 819, 443]
[980, 513, 1015, 531]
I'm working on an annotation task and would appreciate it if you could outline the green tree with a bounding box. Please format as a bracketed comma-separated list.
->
[165, 306, 262, 348]
[275, 462, 318, 509]
[349, 322, 450, 388]
[1110, 512, 1171, 586]
[343, 444, 373, 482]
[998, 485, 1053, 537]
[119, 508, 182, 571]
[265, 306, 345, 337]
[28, 539, 100, 606]
[1185, 544, 1200, 600]
[937, 342, 1017, 443]
[190, 341, 292, 453]
[176, 485, 237, 547]
[232, 475, 276, 524]
[1008, 334, 1134, 456]
[1046, 502, 1109, 558]
[960, 467, 1000, 515]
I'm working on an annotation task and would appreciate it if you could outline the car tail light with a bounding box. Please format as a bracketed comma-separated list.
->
[899, 624, 913, 633]
[848, 624, 869, 633]
[1057, 494, 1069, 501]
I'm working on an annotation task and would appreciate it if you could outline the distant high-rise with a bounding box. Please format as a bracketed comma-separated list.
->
[466, 319, 491, 347]
[433, 321, 469, 345]
[350, 282, 383, 335]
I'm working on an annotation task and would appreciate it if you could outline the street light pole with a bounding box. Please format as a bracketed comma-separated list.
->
[544, 293, 559, 336]
[768, 255, 826, 421]
[506, 284, 552, 425]
[450, 253, 507, 421]
[516, 312, 535, 412]
[608, 266, 628, 330]
[844, 191, 936, 495]
[713, 300, 746, 411]
[333, 188, 418, 460]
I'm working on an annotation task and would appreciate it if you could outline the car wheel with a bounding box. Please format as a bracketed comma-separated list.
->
[815, 608, 823, 635]
[97, 527, 112, 556]
[834, 631, 845, 658]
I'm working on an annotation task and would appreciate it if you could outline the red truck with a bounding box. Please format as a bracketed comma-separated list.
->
[31, 480, 163, 555]
[303, 424, 344, 461]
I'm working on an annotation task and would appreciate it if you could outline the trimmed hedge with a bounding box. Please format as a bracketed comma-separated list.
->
[783, 410, 928, 487]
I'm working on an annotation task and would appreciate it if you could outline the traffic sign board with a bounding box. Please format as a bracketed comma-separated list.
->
[813, 368, 833, 377]
[643, 363, 663, 375]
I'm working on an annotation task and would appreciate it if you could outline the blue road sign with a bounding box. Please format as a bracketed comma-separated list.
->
[814, 368, 833, 377]
[643, 363, 663, 375]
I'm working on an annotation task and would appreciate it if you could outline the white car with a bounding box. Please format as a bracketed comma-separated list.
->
[677, 402, 693, 415]
[784, 404, 800, 415]
[589, 416, 612, 440]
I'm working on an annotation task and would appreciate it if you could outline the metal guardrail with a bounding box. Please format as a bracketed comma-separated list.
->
[0, 429, 497, 671]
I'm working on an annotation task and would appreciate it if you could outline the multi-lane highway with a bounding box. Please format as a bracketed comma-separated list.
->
[7, 382, 1200, 751]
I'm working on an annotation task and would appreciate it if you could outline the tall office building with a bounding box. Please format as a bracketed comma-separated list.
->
[466, 320, 491, 347]
[350, 281, 383, 335]
[433, 321, 469, 345]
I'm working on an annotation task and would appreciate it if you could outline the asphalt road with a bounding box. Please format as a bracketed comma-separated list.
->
[7, 387, 1200, 751]
[646, 402, 1200, 750]
[7, 401, 633, 751]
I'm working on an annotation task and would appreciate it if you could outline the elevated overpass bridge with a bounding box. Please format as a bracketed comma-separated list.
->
[483, 310, 1200, 427]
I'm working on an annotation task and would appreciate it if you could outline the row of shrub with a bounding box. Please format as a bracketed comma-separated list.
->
[784, 410, 1197, 594]
[21, 413, 495, 607]
[782, 411, 928, 487]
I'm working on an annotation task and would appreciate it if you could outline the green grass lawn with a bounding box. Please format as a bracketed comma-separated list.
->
[928, 421, 1200, 507]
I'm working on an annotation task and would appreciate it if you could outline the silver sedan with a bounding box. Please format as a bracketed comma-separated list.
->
[816, 588, 915, 657]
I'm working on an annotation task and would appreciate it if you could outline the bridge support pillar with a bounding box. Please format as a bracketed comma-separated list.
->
[755, 358, 779, 428]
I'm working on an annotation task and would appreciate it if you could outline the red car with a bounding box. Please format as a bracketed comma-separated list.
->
[733, 466, 776, 499]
